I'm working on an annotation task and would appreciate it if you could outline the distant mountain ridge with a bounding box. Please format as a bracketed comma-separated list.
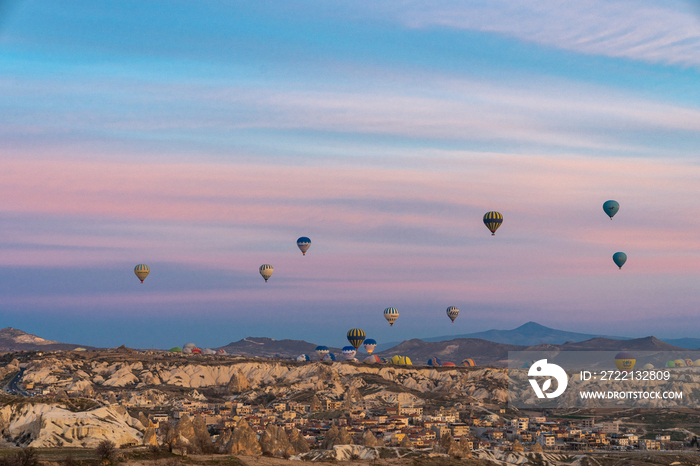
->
[0, 327, 91, 352]
[217, 337, 342, 359]
[376, 321, 699, 352]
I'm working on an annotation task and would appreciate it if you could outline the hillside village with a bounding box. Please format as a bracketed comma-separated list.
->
[1, 349, 700, 464]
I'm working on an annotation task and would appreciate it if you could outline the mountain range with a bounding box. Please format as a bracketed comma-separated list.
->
[375, 321, 700, 352]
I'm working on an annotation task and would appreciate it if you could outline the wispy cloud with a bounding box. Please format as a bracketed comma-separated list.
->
[393, 0, 700, 67]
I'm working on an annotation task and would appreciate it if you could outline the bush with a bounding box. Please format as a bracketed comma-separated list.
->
[0, 448, 39, 466]
[63, 455, 78, 466]
[96, 440, 117, 462]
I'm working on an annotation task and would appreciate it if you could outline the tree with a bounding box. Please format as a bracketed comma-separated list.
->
[96, 440, 117, 462]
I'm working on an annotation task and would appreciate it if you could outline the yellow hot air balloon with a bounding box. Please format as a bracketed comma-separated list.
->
[483, 211, 503, 236]
[259, 264, 273, 282]
[134, 264, 150, 283]
[614, 352, 635, 372]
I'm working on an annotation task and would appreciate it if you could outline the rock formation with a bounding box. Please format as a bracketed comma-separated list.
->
[192, 414, 214, 453]
[310, 395, 322, 412]
[531, 442, 543, 452]
[338, 426, 353, 445]
[143, 424, 158, 446]
[259, 424, 293, 458]
[223, 420, 261, 456]
[361, 429, 378, 447]
[512, 439, 523, 452]
[288, 427, 309, 453]
[226, 370, 250, 394]
[322, 425, 339, 449]
[399, 435, 412, 447]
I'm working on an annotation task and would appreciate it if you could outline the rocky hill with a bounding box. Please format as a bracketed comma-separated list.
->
[0, 327, 92, 352]
[216, 337, 341, 358]
[375, 338, 524, 366]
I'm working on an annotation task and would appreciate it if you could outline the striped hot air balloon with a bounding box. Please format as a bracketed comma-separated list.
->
[461, 358, 476, 367]
[363, 355, 382, 364]
[347, 328, 366, 350]
[426, 357, 442, 366]
[134, 264, 150, 283]
[259, 264, 273, 282]
[296, 237, 311, 255]
[384, 307, 399, 326]
[446, 306, 459, 323]
[483, 211, 503, 236]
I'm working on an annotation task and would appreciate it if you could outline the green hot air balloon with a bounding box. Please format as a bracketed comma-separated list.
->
[347, 328, 366, 350]
[612, 252, 627, 270]
[603, 200, 619, 220]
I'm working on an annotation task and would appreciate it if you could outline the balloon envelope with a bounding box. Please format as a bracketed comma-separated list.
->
[483, 211, 503, 235]
[364, 355, 382, 364]
[603, 200, 620, 219]
[666, 361, 676, 367]
[614, 352, 635, 371]
[446, 306, 459, 323]
[315, 346, 329, 360]
[342, 346, 357, 359]
[363, 339, 377, 355]
[347, 328, 366, 349]
[441, 362, 456, 367]
[259, 264, 273, 282]
[134, 264, 150, 283]
[461, 358, 476, 367]
[426, 357, 442, 366]
[296, 354, 311, 362]
[322, 353, 336, 362]
[642, 363, 654, 370]
[296, 237, 311, 255]
[612, 252, 627, 269]
[384, 307, 399, 326]
[169, 347, 182, 353]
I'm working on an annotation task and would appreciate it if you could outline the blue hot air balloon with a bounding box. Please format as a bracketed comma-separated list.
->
[315, 346, 329, 360]
[297, 237, 311, 256]
[603, 200, 620, 220]
[363, 339, 377, 355]
[612, 252, 627, 270]
[342, 346, 357, 360]
[384, 307, 399, 326]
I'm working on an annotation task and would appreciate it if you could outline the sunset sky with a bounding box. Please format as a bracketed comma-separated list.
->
[1, 0, 700, 349]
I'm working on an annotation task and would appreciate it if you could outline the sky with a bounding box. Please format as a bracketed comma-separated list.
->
[1, 0, 700, 350]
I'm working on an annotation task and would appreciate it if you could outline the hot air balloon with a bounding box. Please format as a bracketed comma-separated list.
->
[674, 359, 685, 367]
[182, 347, 192, 354]
[297, 237, 311, 256]
[643, 363, 654, 370]
[169, 347, 182, 353]
[483, 211, 503, 236]
[612, 252, 627, 269]
[347, 328, 366, 350]
[603, 200, 619, 220]
[614, 352, 635, 372]
[381, 358, 390, 364]
[384, 307, 399, 326]
[134, 264, 150, 283]
[315, 346, 329, 360]
[426, 357, 442, 366]
[461, 359, 476, 367]
[191, 348, 202, 354]
[259, 264, 273, 282]
[446, 306, 459, 323]
[183, 343, 196, 350]
[342, 346, 357, 360]
[391, 355, 412, 365]
[364, 355, 382, 364]
[666, 360, 676, 368]
[297, 354, 311, 362]
[322, 353, 336, 362]
[694, 360, 700, 368]
[204, 348, 216, 355]
[685, 359, 694, 367]
[441, 362, 455, 367]
[218, 349, 227, 355]
[363, 339, 377, 355]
